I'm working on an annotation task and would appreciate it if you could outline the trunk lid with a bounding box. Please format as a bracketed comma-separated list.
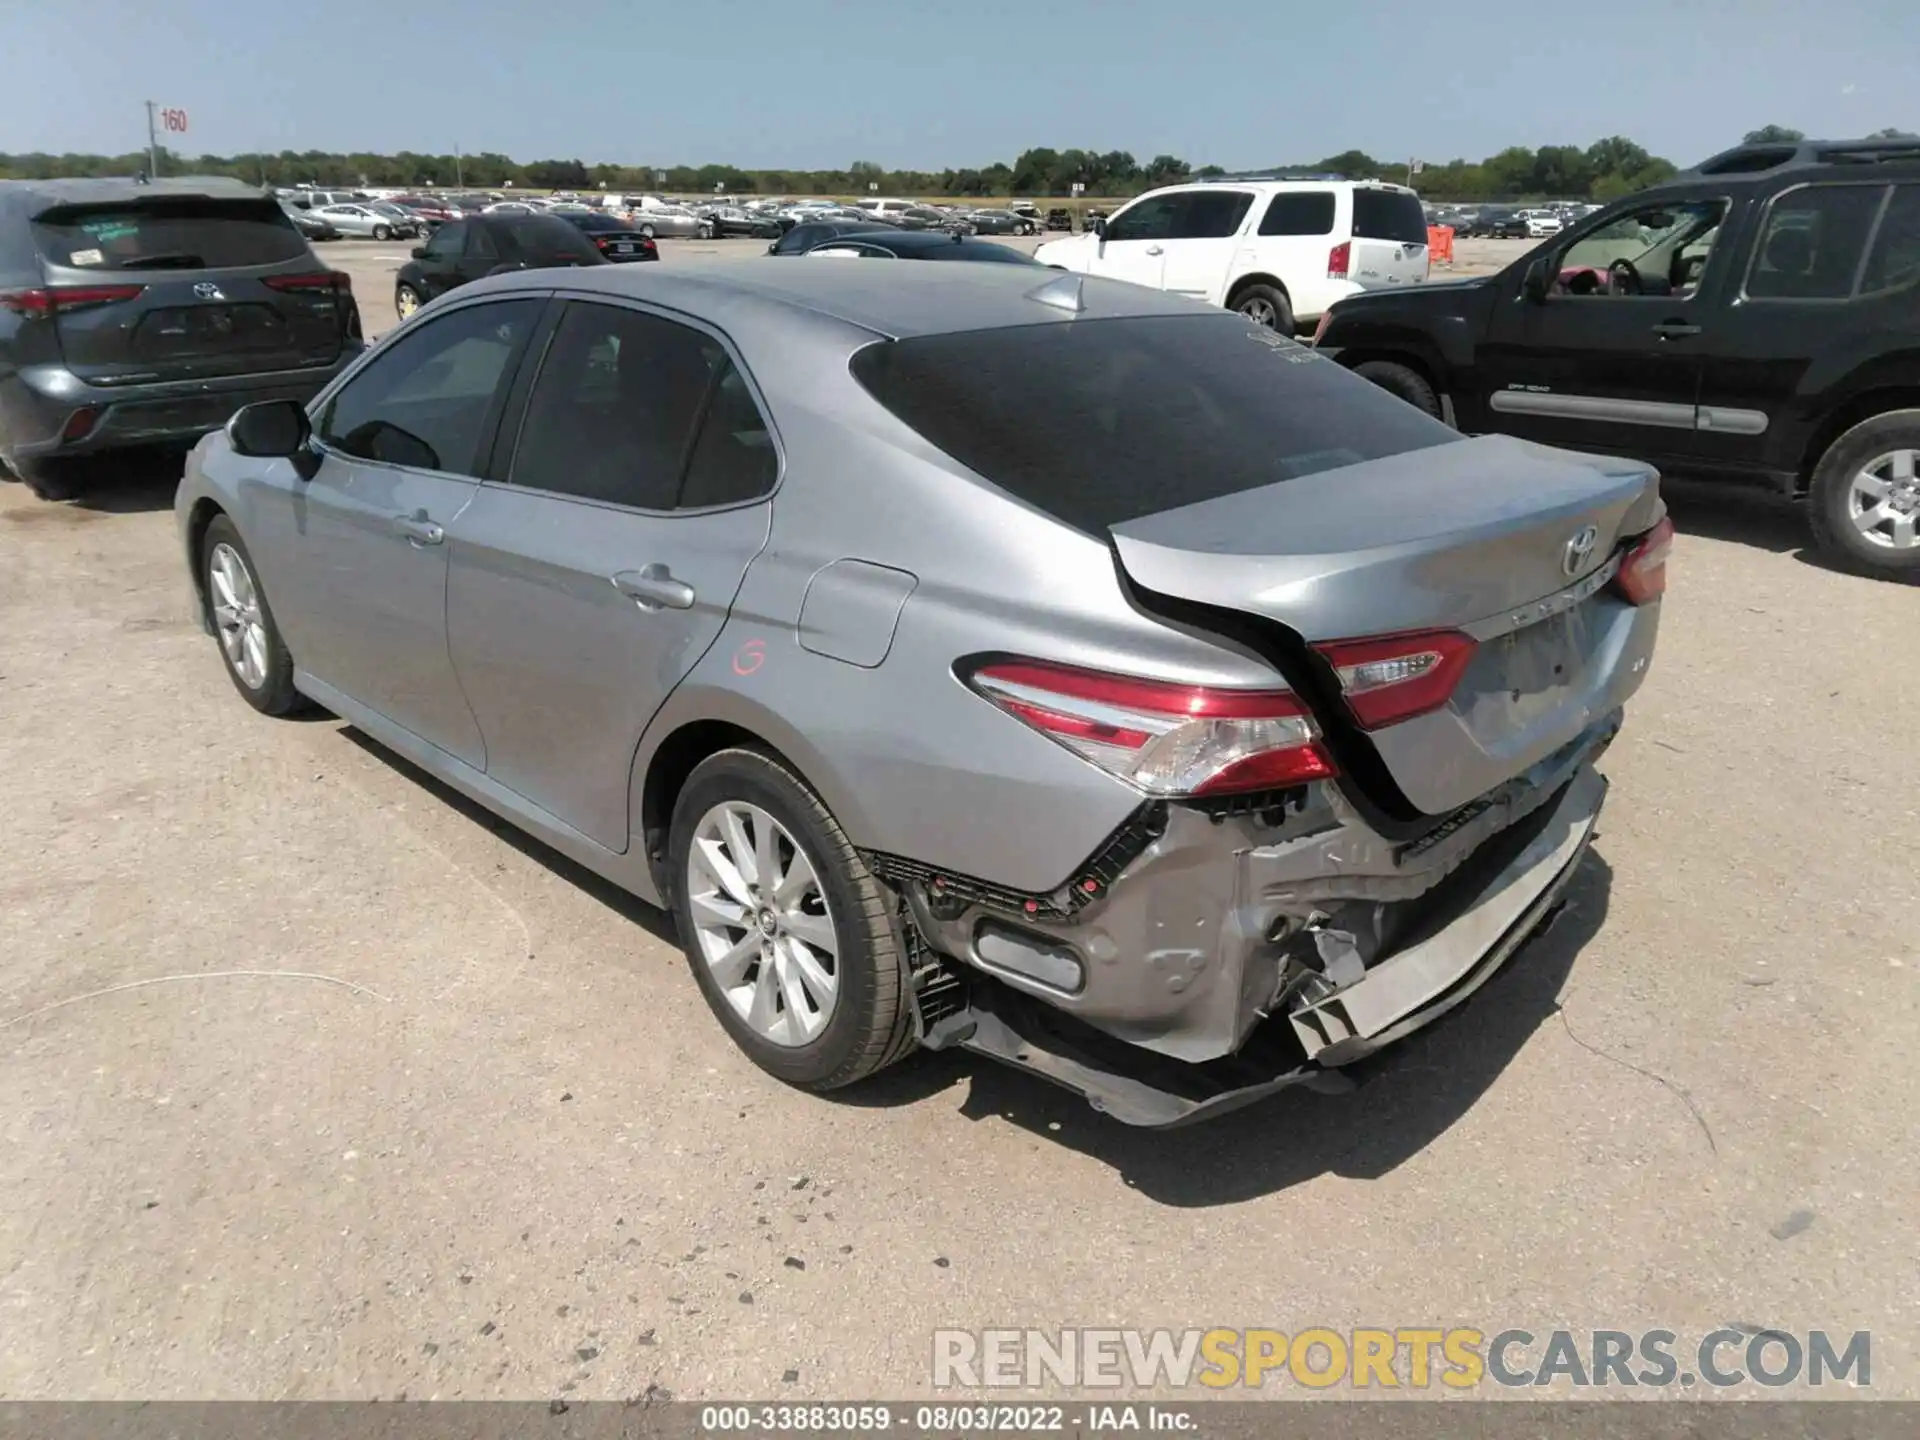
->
[1348, 185, 1431, 291]
[1110, 433, 1664, 816]
[30, 196, 345, 384]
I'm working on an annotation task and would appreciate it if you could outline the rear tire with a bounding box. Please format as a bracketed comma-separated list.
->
[1352, 359, 1443, 418]
[669, 747, 916, 1092]
[371, 224, 391, 241]
[1231, 282, 1294, 334]
[1807, 408, 1920, 576]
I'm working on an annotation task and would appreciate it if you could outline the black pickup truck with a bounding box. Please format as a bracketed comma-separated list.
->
[1316, 137, 1920, 576]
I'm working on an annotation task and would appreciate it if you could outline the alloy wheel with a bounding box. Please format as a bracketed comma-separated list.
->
[1238, 296, 1279, 328]
[686, 801, 839, 1047]
[1848, 449, 1920, 550]
[209, 542, 269, 690]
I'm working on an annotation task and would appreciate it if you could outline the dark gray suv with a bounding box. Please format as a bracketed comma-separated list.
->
[0, 175, 364, 499]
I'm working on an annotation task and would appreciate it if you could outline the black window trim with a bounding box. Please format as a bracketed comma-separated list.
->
[1738, 178, 1894, 305]
[483, 290, 785, 517]
[309, 292, 553, 480]
[1541, 190, 1734, 306]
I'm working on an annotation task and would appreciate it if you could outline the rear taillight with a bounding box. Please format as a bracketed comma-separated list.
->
[1327, 241, 1351, 280]
[966, 659, 1336, 797]
[1313, 629, 1478, 730]
[1614, 516, 1673, 606]
[262, 270, 352, 294]
[0, 283, 145, 317]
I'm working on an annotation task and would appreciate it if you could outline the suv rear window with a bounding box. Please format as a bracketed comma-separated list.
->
[31, 199, 309, 271]
[494, 214, 604, 263]
[1352, 189, 1430, 245]
[850, 314, 1457, 535]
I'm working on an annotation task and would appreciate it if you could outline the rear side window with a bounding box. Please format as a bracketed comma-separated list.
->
[850, 315, 1457, 536]
[1259, 192, 1336, 236]
[494, 215, 601, 264]
[1746, 184, 1885, 299]
[1352, 190, 1429, 244]
[1861, 185, 1920, 293]
[31, 199, 309, 271]
[1172, 191, 1253, 239]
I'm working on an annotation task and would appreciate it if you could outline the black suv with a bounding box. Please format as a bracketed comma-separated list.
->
[1316, 137, 1920, 575]
[0, 176, 363, 499]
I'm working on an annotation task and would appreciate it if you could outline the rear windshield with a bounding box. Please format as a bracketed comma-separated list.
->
[494, 214, 604, 262]
[32, 199, 309, 271]
[850, 314, 1457, 535]
[1352, 189, 1430, 244]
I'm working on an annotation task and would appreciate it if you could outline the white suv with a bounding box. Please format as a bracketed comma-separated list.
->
[1032, 178, 1431, 333]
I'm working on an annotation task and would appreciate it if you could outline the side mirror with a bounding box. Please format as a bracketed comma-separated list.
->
[1090, 216, 1106, 238]
[410, 246, 427, 259]
[228, 399, 311, 460]
[1521, 256, 1554, 304]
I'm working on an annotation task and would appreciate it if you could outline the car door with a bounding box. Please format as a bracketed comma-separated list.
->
[1474, 192, 1731, 468]
[445, 297, 775, 851]
[1084, 193, 1187, 292]
[1157, 189, 1255, 304]
[1688, 180, 1902, 483]
[251, 297, 545, 767]
[413, 219, 468, 297]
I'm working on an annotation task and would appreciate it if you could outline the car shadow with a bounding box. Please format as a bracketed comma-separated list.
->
[1662, 478, 1920, 586]
[66, 448, 187, 515]
[846, 851, 1614, 1208]
[335, 728, 679, 946]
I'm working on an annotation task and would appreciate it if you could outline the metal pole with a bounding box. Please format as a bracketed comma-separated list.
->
[455, 143, 464, 188]
[145, 100, 158, 178]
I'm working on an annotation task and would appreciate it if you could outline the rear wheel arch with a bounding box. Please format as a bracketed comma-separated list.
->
[1226, 272, 1292, 308]
[1798, 385, 1920, 494]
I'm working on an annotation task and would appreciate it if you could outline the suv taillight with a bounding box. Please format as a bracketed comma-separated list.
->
[1613, 516, 1674, 606]
[1327, 241, 1351, 280]
[1312, 629, 1478, 730]
[0, 283, 145, 317]
[965, 659, 1336, 797]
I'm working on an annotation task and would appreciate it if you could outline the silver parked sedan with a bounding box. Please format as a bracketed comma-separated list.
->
[311, 203, 418, 240]
[174, 263, 1668, 1125]
[624, 206, 710, 239]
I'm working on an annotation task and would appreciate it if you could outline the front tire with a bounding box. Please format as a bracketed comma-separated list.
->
[1807, 409, 1920, 575]
[394, 283, 423, 320]
[201, 515, 302, 715]
[639, 223, 656, 239]
[669, 747, 915, 1091]
[1352, 359, 1443, 418]
[1231, 282, 1294, 334]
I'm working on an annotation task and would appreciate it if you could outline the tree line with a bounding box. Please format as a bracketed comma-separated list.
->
[1, 126, 1910, 201]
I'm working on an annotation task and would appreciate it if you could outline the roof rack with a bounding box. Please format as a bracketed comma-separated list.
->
[1196, 171, 1352, 183]
[1682, 136, 1920, 178]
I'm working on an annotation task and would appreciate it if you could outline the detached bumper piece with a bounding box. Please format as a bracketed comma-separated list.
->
[934, 768, 1606, 1127]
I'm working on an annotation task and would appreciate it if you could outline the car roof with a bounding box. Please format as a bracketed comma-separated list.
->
[457, 255, 1214, 340]
[0, 174, 271, 220]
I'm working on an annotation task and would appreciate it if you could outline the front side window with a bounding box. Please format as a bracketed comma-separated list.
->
[422, 221, 465, 259]
[318, 299, 539, 474]
[1259, 192, 1335, 237]
[1557, 198, 1728, 298]
[1745, 183, 1887, 300]
[1103, 194, 1185, 243]
[509, 301, 772, 510]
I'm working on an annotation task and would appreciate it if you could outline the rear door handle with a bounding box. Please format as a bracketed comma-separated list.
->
[1653, 320, 1701, 340]
[612, 564, 696, 611]
[393, 511, 444, 546]
[1145, 245, 1164, 256]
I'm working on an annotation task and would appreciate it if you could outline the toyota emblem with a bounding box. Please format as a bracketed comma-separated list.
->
[193, 281, 224, 300]
[1563, 524, 1600, 577]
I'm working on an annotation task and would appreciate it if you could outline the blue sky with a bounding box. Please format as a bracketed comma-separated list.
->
[2, 0, 1914, 169]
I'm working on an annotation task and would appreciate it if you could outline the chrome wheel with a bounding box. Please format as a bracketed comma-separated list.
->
[208, 542, 269, 690]
[1849, 449, 1920, 550]
[395, 286, 420, 318]
[1238, 295, 1279, 328]
[686, 801, 839, 1047]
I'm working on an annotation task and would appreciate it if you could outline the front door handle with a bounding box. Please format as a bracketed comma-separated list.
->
[612, 564, 695, 611]
[393, 511, 444, 546]
[1653, 320, 1701, 340]
[1145, 244, 1164, 256]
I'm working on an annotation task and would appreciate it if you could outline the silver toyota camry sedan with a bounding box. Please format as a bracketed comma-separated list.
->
[175, 261, 1669, 1125]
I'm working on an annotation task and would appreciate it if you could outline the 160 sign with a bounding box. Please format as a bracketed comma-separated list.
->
[158, 108, 189, 134]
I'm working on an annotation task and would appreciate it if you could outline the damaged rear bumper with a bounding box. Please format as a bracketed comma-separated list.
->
[914, 763, 1606, 1128]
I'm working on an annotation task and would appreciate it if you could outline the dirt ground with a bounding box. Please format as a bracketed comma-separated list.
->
[1, 237, 1916, 1402]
